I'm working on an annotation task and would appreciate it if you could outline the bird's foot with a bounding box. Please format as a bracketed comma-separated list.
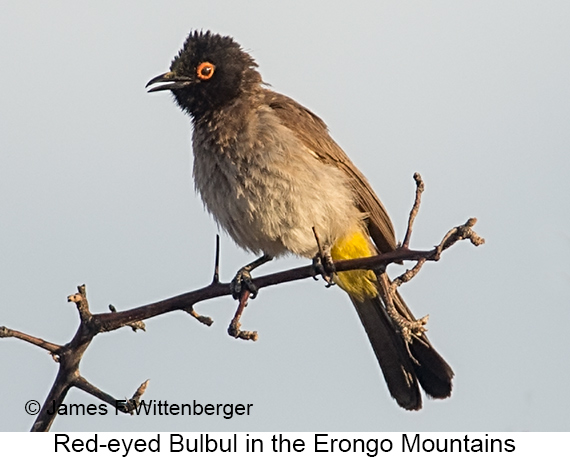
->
[312, 250, 336, 288]
[227, 255, 272, 340]
[229, 254, 272, 300]
[230, 268, 258, 300]
[229, 270, 261, 341]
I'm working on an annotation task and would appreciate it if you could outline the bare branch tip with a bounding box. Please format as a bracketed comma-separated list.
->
[413, 172, 425, 191]
[187, 308, 214, 327]
[418, 315, 430, 326]
[197, 316, 214, 327]
[228, 321, 258, 341]
[133, 379, 150, 400]
[402, 173, 426, 247]
[238, 330, 258, 341]
[67, 284, 87, 304]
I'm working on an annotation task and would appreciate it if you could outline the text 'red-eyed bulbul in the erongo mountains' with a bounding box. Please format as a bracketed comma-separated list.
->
[146, 30, 453, 410]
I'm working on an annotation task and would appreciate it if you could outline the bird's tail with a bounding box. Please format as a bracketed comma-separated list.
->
[349, 282, 453, 410]
[331, 229, 453, 410]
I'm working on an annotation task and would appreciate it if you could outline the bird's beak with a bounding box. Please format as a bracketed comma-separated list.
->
[146, 71, 193, 92]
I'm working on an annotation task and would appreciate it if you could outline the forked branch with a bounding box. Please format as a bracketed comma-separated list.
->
[1, 173, 484, 431]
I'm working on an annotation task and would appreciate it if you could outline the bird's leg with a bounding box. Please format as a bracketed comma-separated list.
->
[228, 254, 273, 341]
[230, 254, 273, 300]
[311, 228, 336, 287]
[312, 249, 336, 287]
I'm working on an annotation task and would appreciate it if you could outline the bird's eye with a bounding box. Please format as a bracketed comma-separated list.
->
[196, 62, 215, 80]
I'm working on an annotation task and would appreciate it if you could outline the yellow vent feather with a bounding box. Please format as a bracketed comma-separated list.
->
[330, 229, 378, 301]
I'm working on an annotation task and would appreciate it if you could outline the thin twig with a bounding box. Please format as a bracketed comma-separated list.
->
[393, 258, 427, 288]
[187, 308, 214, 327]
[74, 376, 149, 414]
[228, 290, 258, 341]
[0, 326, 61, 354]
[435, 218, 485, 259]
[402, 173, 425, 248]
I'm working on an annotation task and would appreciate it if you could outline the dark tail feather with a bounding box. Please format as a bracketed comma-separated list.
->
[390, 287, 454, 400]
[349, 275, 453, 410]
[410, 336, 454, 399]
[350, 294, 423, 410]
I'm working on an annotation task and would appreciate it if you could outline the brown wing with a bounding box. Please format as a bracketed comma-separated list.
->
[265, 89, 454, 405]
[264, 90, 397, 254]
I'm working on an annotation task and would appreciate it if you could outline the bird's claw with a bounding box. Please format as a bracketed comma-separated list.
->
[312, 252, 336, 287]
[231, 268, 259, 300]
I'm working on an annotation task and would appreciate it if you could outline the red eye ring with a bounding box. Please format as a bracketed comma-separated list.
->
[197, 62, 215, 80]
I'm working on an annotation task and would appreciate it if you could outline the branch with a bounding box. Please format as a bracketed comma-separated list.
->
[0, 326, 61, 356]
[1, 173, 484, 431]
[402, 172, 424, 248]
[74, 377, 149, 414]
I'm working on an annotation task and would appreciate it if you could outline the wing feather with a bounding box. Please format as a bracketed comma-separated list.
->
[264, 90, 397, 254]
[265, 90, 454, 401]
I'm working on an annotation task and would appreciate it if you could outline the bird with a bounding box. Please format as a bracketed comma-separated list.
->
[146, 30, 453, 410]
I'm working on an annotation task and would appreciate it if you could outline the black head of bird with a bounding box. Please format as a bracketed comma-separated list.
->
[146, 31, 261, 119]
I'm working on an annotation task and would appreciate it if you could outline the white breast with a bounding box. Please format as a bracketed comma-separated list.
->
[192, 106, 361, 258]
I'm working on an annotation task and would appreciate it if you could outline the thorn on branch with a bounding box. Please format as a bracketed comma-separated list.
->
[109, 305, 146, 332]
[212, 234, 221, 285]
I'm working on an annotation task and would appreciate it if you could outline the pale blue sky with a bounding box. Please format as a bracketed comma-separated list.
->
[1, 1, 569, 431]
